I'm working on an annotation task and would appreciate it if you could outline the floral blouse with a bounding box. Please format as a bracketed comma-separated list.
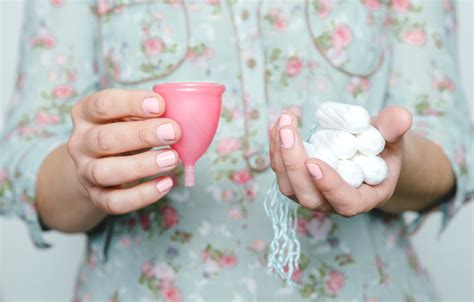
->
[1, 0, 472, 301]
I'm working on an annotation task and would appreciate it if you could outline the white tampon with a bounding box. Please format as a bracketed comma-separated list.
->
[310, 129, 357, 160]
[336, 159, 364, 188]
[352, 154, 388, 185]
[316, 102, 371, 134]
[356, 126, 385, 156]
[303, 142, 338, 168]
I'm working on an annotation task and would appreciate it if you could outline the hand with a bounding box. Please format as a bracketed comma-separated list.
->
[269, 107, 412, 217]
[67, 89, 182, 215]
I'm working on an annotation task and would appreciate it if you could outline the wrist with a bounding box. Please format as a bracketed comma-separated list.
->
[36, 144, 107, 233]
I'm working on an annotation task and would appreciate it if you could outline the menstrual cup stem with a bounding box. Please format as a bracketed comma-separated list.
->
[184, 165, 195, 187]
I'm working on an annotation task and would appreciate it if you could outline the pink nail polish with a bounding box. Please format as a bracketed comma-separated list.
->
[306, 163, 323, 180]
[157, 123, 176, 141]
[142, 98, 161, 114]
[156, 178, 173, 193]
[280, 128, 294, 148]
[156, 151, 176, 168]
[279, 113, 292, 127]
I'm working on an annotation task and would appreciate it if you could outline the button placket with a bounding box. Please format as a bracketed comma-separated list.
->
[228, 0, 270, 172]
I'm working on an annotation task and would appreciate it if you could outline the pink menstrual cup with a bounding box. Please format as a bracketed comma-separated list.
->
[153, 82, 225, 187]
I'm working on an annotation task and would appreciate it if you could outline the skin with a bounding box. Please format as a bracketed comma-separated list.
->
[269, 108, 456, 217]
[36, 91, 455, 232]
[36, 89, 182, 232]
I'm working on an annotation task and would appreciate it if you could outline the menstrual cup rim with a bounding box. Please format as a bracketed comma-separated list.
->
[153, 82, 225, 94]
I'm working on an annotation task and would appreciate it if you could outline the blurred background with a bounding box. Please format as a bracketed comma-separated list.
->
[1, 1, 473, 301]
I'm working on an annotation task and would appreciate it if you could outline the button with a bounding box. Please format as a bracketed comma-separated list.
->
[246, 58, 256, 69]
[249, 109, 260, 119]
[241, 9, 250, 20]
[247, 150, 270, 172]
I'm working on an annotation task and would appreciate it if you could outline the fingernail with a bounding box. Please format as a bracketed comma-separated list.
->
[306, 163, 323, 180]
[157, 123, 175, 141]
[156, 151, 176, 168]
[142, 98, 161, 114]
[279, 113, 292, 127]
[280, 128, 294, 148]
[156, 177, 173, 193]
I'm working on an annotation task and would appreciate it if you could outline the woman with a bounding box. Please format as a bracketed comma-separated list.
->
[1, 0, 472, 301]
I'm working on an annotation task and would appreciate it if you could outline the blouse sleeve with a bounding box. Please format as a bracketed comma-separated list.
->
[0, 0, 99, 247]
[385, 0, 473, 234]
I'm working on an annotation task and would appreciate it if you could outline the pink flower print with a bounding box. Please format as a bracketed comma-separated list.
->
[325, 271, 345, 294]
[139, 213, 151, 230]
[228, 207, 242, 220]
[275, 19, 287, 31]
[50, 0, 62, 6]
[217, 137, 241, 155]
[392, 0, 410, 12]
[283, 265, 302, 282]
[306, 217, 333, 241]
[231, 170, 253, 185]
[141, 261, 154, 278]
[433, 73, 455, 92]
[154, 262, 176, 281]
[161, 287, 182, 302]
[97, 0, 109, 15]
[402, 28, 426, 46]
[207, 0, 220, 5]
[245, 187, 256, 201]
[364, 0, 380, 10]
[161, 205, 179, 228]
[0, 168, 8, 185]
[35, 111, 60, 125]
[366, 298, 379, 302]
[31, 31, 56, 49]
[296, 218, 308, 235]
[219, 255, 237, 268]
[43, 36, 55, 48]
[292, 268, 302, 282]
[331, 24, 352, 49]
[53, 85, 74, 99]
[144, 37, 164, 56]
[250, 239, 266, 252]
[285, 57, 302, 77]
[268, 8, 287, 31]
[315, 0, 332, 17]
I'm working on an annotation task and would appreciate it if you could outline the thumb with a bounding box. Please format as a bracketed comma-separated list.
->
[374, 106, 412, 143]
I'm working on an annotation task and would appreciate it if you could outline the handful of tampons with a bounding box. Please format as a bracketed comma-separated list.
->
[264, 102, 388, 286]
[304, 102, 388, 187]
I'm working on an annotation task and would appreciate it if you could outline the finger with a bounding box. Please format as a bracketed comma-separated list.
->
[304, 158, 378, 217]
[84, 149, 178, 186]
[270, 113, 296, 197]
[85, 118, 181, 156]
[279, 120, 328, 210]
[373, 106, 412, 144]
[81, 89, 166, 122]
[90, 176, 174, 215]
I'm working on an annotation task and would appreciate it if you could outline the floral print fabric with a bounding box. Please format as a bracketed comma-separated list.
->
[0, 0, 472, 301]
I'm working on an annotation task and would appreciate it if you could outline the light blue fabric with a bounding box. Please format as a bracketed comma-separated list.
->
[1, 0, 472, 301]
